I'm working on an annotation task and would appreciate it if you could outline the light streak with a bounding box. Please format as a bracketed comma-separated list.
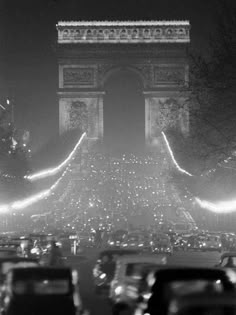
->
[161, 131, 193, 177]
[0, 104, 6, 111]
[195, 197, 236, 214]
[0, 172, 64, 214]
[25, 132, 86, 182]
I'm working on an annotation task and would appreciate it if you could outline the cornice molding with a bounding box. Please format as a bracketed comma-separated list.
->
[56, 20, 190, 44]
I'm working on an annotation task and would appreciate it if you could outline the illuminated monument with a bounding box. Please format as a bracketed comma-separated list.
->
[38, 21, 194, 230]
[56, 21, 190, 152]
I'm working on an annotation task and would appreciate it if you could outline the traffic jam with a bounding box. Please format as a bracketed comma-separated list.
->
[0, 223, 235, 315]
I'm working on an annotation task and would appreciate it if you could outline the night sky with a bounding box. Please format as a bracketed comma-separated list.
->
[1, 0, 218, 154]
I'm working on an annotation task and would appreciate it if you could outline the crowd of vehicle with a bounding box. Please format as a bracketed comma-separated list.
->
[94, 228, 236, 255]
[0, 233, 88, 315]
[0, 227, 236, 315]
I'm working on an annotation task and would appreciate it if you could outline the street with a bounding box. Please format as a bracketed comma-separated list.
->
[67, 249, 221, 315]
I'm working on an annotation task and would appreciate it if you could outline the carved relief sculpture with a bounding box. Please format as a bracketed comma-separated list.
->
[153, 66, 185, 86]
[69, 101, 88, 132]
[63, 67, 96, 87]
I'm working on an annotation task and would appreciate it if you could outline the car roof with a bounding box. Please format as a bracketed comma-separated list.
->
[9, 267, 72, 280]
[153, 267, 231, 284]
[0, 257, 38, 263]
[116, 254, 167, 264]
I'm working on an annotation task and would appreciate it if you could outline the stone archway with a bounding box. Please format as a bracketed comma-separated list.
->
[57, 21, 190, 148]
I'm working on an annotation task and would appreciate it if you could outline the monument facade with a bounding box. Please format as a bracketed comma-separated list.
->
[56, 21, 190, 148]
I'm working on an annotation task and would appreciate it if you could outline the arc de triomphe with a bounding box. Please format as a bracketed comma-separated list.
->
[56, 21, 190, 148]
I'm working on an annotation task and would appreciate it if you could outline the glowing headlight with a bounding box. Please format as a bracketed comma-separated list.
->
[143, 292, 151, 300]
[114, 285, 123, 295]
[122, 244, 128, 247]
[99, 273, 106, 279]
[30, 248, 38, 254]
[138, 244, 144, 247]
[109, 241, 114, 245]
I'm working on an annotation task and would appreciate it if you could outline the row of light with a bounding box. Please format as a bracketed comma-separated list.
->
[162, 132, 236, 214]
[25, 132, 86, 182]
[0, 133, 87, 214]
[1, 128, 235, 215]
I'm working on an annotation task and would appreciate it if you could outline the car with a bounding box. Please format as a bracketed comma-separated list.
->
[136, 267, 236, 315]
[107, 230, 127, 248]
[78, 232, 95, 248]
[215, 252, 236, 269]
[173, 237, 188, 251]
[150, 234, 173, 255]
[93, 249, 142, 295]
[120, 233, 149, 251]
[2, 266, 87, 315]
[200, 234, 222, 252]
[109, 254, 167, 315]
[184, 235, 204, 251]
[167, 292, 236, 315]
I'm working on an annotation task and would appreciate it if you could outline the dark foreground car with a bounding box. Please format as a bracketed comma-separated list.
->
[136, 267, 236, 315]
[2, 266, 87, 315]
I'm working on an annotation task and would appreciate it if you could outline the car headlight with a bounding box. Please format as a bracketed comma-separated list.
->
[30, 248, 38, 254]
[109, 241, 114, 245]
[114, 285, 124, 295]
[99, 273, 106, 279]
[138, 244, 144, 247]
[122, 244, 128, 247]
[142, 292, 151, 300]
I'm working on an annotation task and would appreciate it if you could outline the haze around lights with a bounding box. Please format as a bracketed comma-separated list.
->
[25, 132, 86, 182]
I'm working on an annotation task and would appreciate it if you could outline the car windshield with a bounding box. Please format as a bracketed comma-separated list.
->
[13, 279, 70, 295]
[221, 257, 236, 266]
[166, 280, 224, 297]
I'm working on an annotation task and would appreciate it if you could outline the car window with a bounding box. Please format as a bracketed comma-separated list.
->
[221, 257, 236, 266]
[165, 280, 223, 297]
[13, 279, 70, 295]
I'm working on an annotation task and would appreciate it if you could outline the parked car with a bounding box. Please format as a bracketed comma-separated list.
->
[93, 249, 141, 295]
[121, 233, 148, 251]
[200, 234, 222, 252]
[136, 267, 236, 315]
[109, 254, 167, 315]
[2, 266, 87, 315]
[107, 230, 128, 248]
[150, 234, 173, 255]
